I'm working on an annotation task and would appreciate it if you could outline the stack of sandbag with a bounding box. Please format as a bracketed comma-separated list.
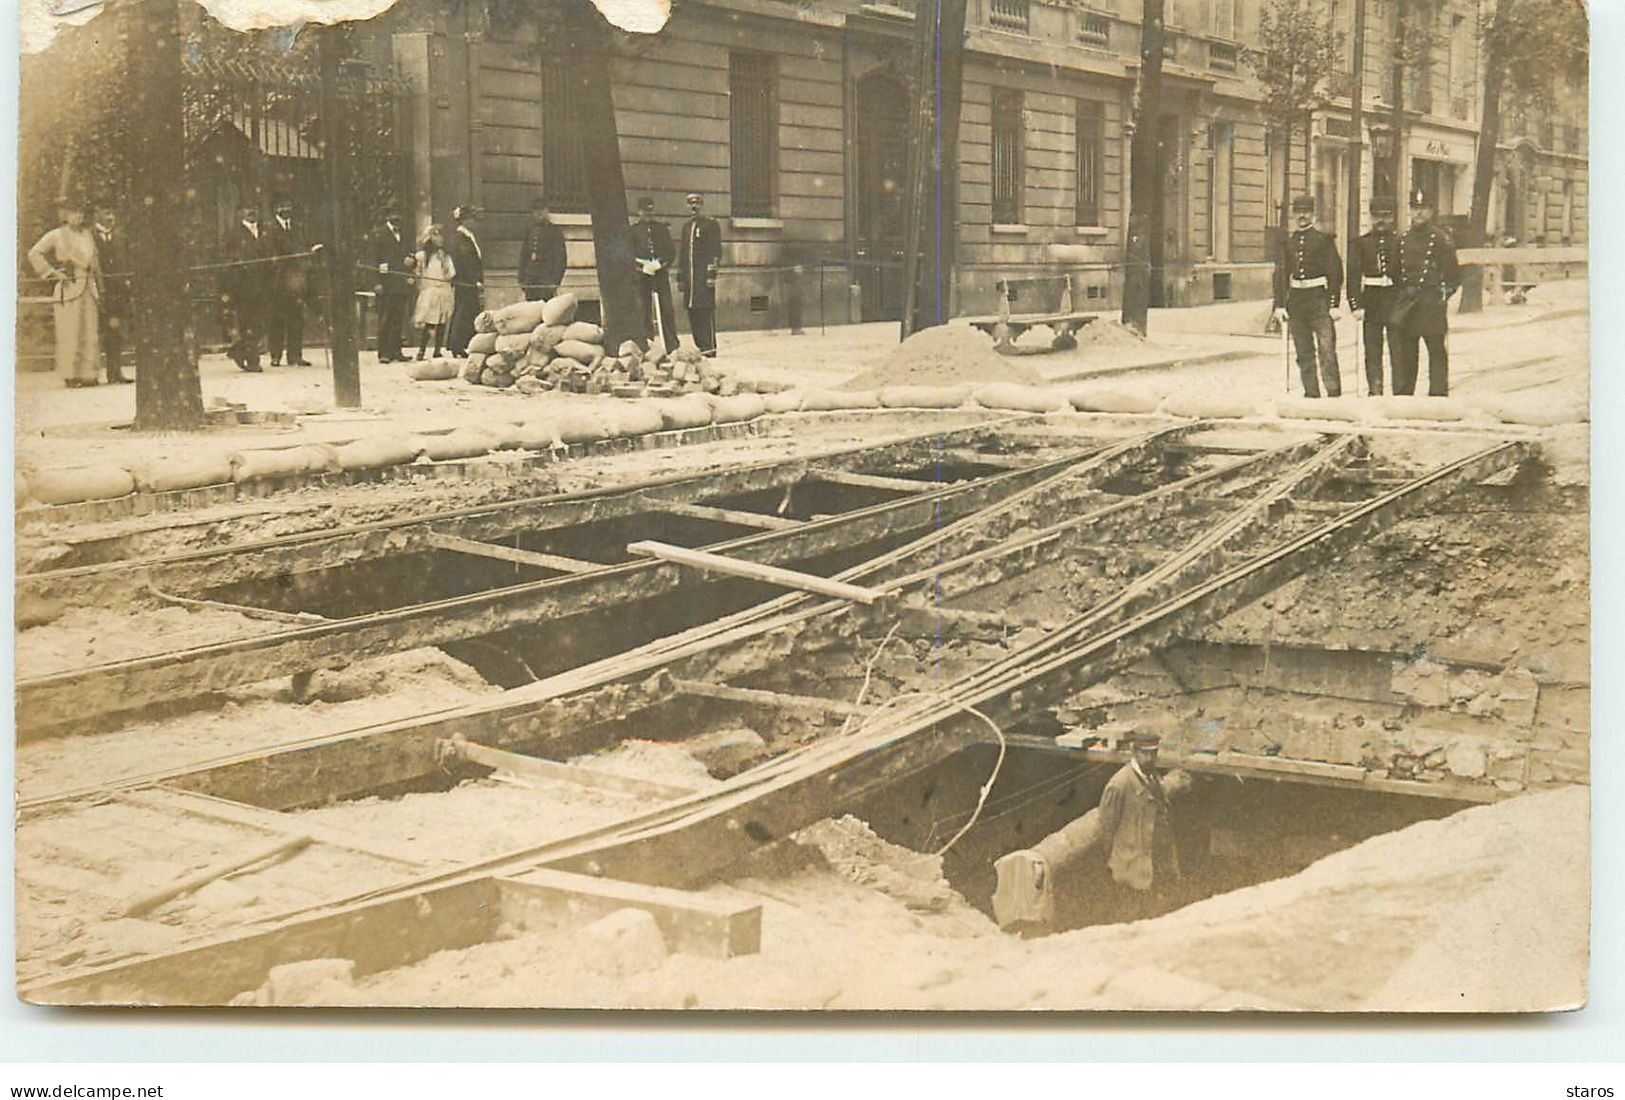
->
[460, 292, 610, 392]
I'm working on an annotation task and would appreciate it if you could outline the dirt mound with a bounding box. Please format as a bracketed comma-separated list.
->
[1074, 318, 1150, 349]
[793, 815, 965, 915]
[842, 325, 1043, 389]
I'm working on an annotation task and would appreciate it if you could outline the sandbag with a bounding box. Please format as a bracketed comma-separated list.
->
[563, 321, 605, 345]
[1369, 395, 1472, 423]
[541, 292, 579, 326]
[335, 435, 420, 471]
[532, 325, 567, 352]
[129, 452, 234, 494]
[651, 394, 714, 431]
[1064, 386, 1162, 414]
[618, 340, 643, 359]
[482, 422, 529, 450]
[709, 394, 767, 424]
[763, 390, 801, 415]
[799, 389, 881, 412]
[555, 339, 603, 365]
[493, 298, 551, 335]
[1474, 394, 1587, 427]
[879, 384, 972, 410]
[231, 445, 336, 483]
[467, 331, 499, 356]
[975, 383, 1069, 414]
[603, 402, 665, 439]
[26, 464, 136, 505]
[412, 358, 461, 382]
[415, 427, 498, 462]
[515, 377, 550, 395]
[514, 419, 564, 449]
[473, 311, 497, 334]
[494, 333, 532, 360]
[524, 347, 555, 372]
[1160, 393, 1261, 420]
[553, 408, 613, 445]
[1274, 396, 1365, 423]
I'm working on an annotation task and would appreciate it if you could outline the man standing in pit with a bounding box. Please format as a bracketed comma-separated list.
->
[518, 197, 567, 303]
[630, 196, 678, 355]
[1273, 194, 1344, 398]
[676, 192, 722, 358]
[1348, 195, 1400, 395]
[1391, 189, 1462, 396]
[1095, 732, 1182, 922]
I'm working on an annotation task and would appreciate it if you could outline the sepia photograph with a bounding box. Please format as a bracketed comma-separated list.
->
[10, 0, 1590, 1013]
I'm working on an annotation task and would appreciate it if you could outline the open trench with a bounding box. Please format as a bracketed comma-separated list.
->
[13, 421, 1589, 1005]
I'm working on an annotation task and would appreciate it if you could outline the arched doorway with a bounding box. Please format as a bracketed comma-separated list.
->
[853, 71, 910, 322]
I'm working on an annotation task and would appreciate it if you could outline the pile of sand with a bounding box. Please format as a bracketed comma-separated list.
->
[842, 325, 1044, 390]
[1074, 318, 1150, 349]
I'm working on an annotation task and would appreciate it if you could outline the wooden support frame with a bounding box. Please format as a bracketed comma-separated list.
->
[627, 541, 887, 605]
[498, 868, 761, 958]
[657, 501, 804, 531]
[440, 738, 698, 802]
[425, 531, 602, 575]
[811, 468, 946, 494]
[671, 678, 875, 718]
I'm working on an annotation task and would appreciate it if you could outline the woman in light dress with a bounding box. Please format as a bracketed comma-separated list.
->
[28, 195, 102, 387]
[411, 223, 456, 360]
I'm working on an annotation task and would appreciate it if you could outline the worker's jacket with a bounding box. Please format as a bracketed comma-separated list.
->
[1096, 761, 1178, 892]
[1272, 226, 1343, 313]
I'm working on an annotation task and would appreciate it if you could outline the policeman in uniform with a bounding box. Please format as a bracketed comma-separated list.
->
[518, 197, 566, 302]
[676, 192, 722, 358]
[1272, 195, 1344, 398]
[630, 196, 678, 354]
[1347, 196, 1399, 395]
[1392, 189, 1461, 396]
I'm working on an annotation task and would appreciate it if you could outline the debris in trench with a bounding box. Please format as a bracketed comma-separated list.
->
[793, 815, 962, 914]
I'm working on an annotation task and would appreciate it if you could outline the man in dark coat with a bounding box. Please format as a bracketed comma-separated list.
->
[265, 199, 318, 366]
[1391, 190, 1462, 396]
[518, 198, 567, 302]
[1348, 196, 1400, 395]
[1272, 194, 1345, 398]
[630, 196, 678, 354]
[447, 204, 484, 357]
[372, 209, 413, 362]
[1095, 732, 1181, 923]
[676, 191, 722, 358]
[223, 201, 269, 372]
[92, 204, 131, 383]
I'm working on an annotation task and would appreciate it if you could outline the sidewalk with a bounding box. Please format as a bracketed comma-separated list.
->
[14, 280, 1588, 479]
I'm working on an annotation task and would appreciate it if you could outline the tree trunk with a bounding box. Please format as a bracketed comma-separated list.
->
[125, 0, 203, 431]
[900, 0, 969, 339]
[1347, 0, 1367, 286]
[1391, 0, 1406, 205]
[1121, 0, 1167, 336]
[570, 2, 641, 350]
[320, 27, 362, 408]
[1459, 0, 1514, 313]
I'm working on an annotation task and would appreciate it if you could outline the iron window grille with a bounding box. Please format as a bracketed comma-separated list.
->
[729, 51, 778, 218]
[991, 88, 1025, 225]
[541, 67, 590, 214]
[1076, 99, 1104, 227]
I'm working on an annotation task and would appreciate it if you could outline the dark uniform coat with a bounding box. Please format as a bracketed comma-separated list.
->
[1394, 224, 1461, 337]
[676, 214, 722, 310]
[451, 224, 484, 290]
[1348, 225, 1399, 322]
[93, 223, 128, 322]
[631, 216, 678, 350]
[1096, 761, 1178, 892]
[265, 214, 313, 297]
[1272, 226, 1343, 312]
[372, 222, 414, 298]
[518, 218, 567, 300]
[223, 220, 271, 305]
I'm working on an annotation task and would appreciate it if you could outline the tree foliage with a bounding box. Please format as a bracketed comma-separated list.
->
[1245, 0, 1340, 132]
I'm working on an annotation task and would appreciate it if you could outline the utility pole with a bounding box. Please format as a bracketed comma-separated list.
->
[126, 0, 203, 431]
[1346, 0, 1367, 259]
[1390, 0, 1406, 205]
[319, 26, 362, 408]
[1121, 0, 1167, 335]
[899, 0, 969, 340]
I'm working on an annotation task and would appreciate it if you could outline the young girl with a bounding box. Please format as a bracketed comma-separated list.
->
[411, 223, 456, 359]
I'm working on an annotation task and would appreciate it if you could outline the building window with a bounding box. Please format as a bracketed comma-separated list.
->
[989, 0, 1030, 31]
[991, 88, 1025, 225]
[729, 52, 777, 218]
[542, 67, 590, 213]
[1211, 0, 1238, 38]
[1076, 99, 1104, 226]
[1208, 120, 1234, 260]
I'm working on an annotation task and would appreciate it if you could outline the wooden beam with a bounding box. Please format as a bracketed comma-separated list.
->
[498, 868, 761, 958]
[671, 678, 875, 718]
[441, 738, 698, 802]
[627, 541, 887, 605]
[940, 449, 1040, 470]
[811, 468, 945, 494]
[425, 531, 601, 575]
[658, 501, 803, 531]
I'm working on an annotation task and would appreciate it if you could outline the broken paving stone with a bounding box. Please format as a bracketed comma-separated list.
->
[1445, 738, 1489, 779]
[578, 907, 668, 978]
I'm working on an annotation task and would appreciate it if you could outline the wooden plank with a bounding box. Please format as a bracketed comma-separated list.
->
[626, 541, 887, 605]
[443, 739, 698, 802]
[498, 868, 761, 958]
[812, 468, 943, 493]
[122, 834, 312, 918]
[1457, 245, 1587, 265]
[425, 531, 601, 575]
[658, 501, 804, 531]
[671, 678, 874, 718]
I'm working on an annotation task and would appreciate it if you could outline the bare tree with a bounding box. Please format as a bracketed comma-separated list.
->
[1457, 0, 1587, 312]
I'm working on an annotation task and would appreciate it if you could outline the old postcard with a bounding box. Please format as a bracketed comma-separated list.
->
[12, 0, 1588, 1011]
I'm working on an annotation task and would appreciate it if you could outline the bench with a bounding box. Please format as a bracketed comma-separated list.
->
[965, 274, 1097, 352]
